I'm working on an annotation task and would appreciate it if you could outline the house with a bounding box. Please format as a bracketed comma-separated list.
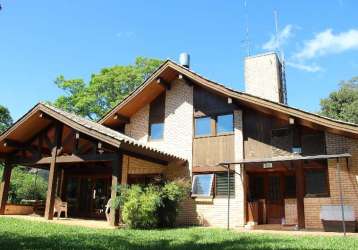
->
[0, 52, 358, 230]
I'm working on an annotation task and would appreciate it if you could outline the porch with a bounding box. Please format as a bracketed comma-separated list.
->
[220, 153, 352, 232]
[0, 103, 186, 226]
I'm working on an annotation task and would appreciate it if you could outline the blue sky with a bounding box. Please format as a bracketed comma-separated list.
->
[0, 0, 357, 120]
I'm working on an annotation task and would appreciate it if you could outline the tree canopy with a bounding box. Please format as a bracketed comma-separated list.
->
[320, 77, 358, 124]
[53, 57, 163, 121]
[0, 105, 13, 134]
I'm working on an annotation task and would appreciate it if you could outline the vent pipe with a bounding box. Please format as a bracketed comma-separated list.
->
[179, 52, 190, 68]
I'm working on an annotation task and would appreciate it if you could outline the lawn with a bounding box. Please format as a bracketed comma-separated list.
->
[0, 218, 357, 250]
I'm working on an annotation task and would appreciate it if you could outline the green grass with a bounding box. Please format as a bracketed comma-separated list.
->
[0, 218, 357, 250]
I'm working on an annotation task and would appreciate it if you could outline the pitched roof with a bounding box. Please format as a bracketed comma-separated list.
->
[100, 60, 358, 138]
[0, 103, 185, 162]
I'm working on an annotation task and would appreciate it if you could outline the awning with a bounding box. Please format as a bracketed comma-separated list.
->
[218, 153, 351, 166]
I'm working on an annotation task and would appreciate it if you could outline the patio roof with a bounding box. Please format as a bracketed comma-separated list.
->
[218, 153, 351, 165]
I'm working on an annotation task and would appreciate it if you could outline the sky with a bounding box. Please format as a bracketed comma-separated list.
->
[0, 0, 357, 120]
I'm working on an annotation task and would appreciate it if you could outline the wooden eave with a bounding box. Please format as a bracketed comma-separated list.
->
[0, 103, 186, 163]
[100, 60, 358, 139]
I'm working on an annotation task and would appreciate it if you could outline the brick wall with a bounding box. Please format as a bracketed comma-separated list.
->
[244, 52, 282, 103]
[194, 110, 245, 228]
[304, 132, 358, 229]
[125, 79, 193, 170]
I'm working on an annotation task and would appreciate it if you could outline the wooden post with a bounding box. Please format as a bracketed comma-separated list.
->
[296, 161, 305, 229]
[109, 153, 122, 226]
[0, 162, 13, 215]
[44, 124, 63, 220]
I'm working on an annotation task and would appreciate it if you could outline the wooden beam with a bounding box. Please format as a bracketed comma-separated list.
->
[109, 153, 122, 226]
[113, 114, 130, 124]
[0, 162, 13, 215]
[178, 74, 193, 86]
[38, 112, 53, 120]
[156, 77, 171, 90]
[44, 123, 63, 220]
[12, 153, 118, 166]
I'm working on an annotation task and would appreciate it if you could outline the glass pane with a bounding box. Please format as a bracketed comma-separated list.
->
[195, 117, 211, 136]
[192, 174, 213, 196]
[217, 114, 233, 134]
[305, 170, 327, 196]
[150, 123, 164, 140]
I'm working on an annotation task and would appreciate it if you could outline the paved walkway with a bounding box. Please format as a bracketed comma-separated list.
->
[2, 214, 115, 229]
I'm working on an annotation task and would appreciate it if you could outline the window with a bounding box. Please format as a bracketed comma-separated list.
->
[195, 117, 211, 137]
[217, 114, 234, 134]
[149, 93, 165, 140]
[150, 123, 164, 140]
[215, 173, 235, 197]
[191, 174, 214, 197]
[305, 169, 329, 197]
[285, 175, 296, 198]
[249, 175, 264, 201]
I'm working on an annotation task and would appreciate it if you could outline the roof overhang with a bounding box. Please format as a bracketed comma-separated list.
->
[100, 60, 358, 138]
[0, 103, 186, 164]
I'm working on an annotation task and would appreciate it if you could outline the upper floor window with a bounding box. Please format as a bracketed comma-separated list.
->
[195, 116, 211, 137]
[217, 114, 234, 135]
[149, 93, 165, 140]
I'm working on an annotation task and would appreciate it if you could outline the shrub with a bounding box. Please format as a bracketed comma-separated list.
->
[121, 185, 162, 229]
[158, 178, 191, 227]
[115, 179, 190, 229]
[0, 166, 48, 203]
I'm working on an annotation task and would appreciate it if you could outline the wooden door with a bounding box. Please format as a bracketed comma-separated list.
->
[266, 175, 284, 224]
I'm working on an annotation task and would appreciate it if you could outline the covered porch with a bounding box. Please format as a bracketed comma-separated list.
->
[0, 103, 185, 226]
[220, 153, 351, 231]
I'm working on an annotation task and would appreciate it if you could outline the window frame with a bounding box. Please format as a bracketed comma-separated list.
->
[216, 113, 234, 135]
[194, 116, 213, 137]
[191, 174, 214, 198]
[149, 122, 164, 140]
[214, 172, 235, 197]
[304, 168, 330, 198]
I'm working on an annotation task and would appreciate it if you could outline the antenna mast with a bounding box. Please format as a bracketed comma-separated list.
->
[244, 0, 251, 56]
[274, 10, 288, 105]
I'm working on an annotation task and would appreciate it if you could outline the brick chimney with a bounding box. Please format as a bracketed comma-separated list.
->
[244, 52, 284, 103]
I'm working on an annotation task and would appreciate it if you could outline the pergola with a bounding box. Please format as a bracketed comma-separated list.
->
[219, 153, 351, 235]
[0, 103, 185, 226]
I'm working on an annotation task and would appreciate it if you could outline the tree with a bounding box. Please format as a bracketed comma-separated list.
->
[53, 57, 163, 120]
[320, 77, 358, 124]
[0, 105, 13, 134]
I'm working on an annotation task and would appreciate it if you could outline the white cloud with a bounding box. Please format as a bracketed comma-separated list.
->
[286, 61, 322, 73]
[293, 29, 358, 60]
[262, 25, 293, 51]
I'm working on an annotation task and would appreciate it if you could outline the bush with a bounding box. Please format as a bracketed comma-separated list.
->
[121, 185, 161, 229]
[158, 179, 191, 227]
[0, 165, 48, 203]
[115, 179, 190, 229]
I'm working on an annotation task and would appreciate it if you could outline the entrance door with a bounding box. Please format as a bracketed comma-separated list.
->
[266, 175, 284, 224]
